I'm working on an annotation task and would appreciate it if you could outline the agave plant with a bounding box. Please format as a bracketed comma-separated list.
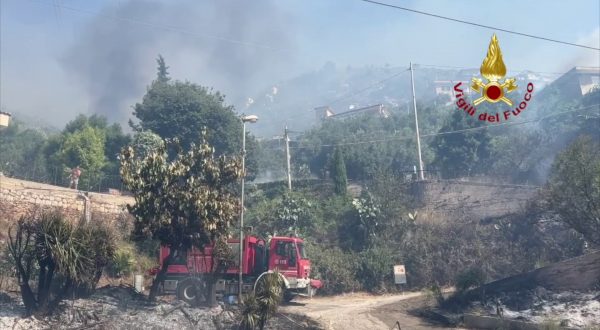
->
[240, 270, 285, 330]
[8, 211, 116, 316]
[240, 293, 260, 330]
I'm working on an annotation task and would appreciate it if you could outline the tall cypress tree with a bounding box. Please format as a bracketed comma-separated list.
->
[331, 148, 348, 195]
[156, 55, 170, 84]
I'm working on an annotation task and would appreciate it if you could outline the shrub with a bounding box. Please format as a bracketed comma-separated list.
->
[108, 242, 156, 278]
[240, 271, 284, 330]
[110, 246, 136, 277]
[307, 245, 360, 294]
[424, 283, 445, 306]
[455, 267, 487, 293]
[357, 244, 396, 293]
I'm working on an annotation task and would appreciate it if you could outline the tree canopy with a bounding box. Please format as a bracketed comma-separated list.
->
[0, 120, 47, 178]
[331, 148, 347, 195]
[119, 131, 242, 300]
[131, 55, 258, 178]
[431, 109, 492, 178]
[546, 136, 600, 245]
[59, 126, 107, 180]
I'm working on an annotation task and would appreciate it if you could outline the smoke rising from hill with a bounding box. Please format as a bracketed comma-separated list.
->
[62, 0, 297, 124]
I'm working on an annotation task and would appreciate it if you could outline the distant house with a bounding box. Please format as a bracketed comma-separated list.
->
[433, 80, 472, 106]
[314, 104, 390, 121]
[550, 67, 600, 98]
[434, 80, 472, 96]
[314, 106, 335, 121]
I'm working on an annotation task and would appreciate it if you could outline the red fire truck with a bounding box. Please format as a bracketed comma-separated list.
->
[153, 235, 322, 304]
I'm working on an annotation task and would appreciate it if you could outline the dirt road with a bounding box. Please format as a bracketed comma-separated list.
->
[282, 292, 456, 330]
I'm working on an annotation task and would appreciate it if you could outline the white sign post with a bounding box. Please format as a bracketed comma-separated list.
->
[393, 265, 407, 285]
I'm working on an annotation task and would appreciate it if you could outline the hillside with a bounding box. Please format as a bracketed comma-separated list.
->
[245, 64, 557, 137]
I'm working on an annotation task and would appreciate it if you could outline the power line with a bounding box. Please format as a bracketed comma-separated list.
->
[27, 0, 289, 53]
[289, 104, 600, 149]
[358, 0, 600, 51]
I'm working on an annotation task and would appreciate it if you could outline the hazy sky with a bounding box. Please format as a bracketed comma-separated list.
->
[1, 0, 598, 129]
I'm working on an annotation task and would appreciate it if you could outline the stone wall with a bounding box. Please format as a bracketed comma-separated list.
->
[410, 179, 541, 221]
[0, 177, 134, 238]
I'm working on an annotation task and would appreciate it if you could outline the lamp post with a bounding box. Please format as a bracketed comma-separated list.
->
[239, 114, 258, 301]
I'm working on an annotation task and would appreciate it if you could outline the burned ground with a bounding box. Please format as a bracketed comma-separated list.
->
[0, 285, 321, 330]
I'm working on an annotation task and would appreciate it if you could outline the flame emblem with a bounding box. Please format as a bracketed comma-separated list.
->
[471, 34, 517, 106]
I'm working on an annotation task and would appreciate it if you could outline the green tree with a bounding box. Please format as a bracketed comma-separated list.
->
[45, 114, 130, 186]
[156, 54, 170, 84]
[294, 109, 439, 181]
[489, 129, 548, 183]
[59, 126, 107, 189]
[0, 120, 48, 178]
[131, 130, 165, 159]
[119, 132, 242, 303]
[103, 122, 131, 176]
[546, 136, 600, 245]
[348, 190, 382, 250]
[131, 55, 258, 178]
[431, 109, 492, 178]
[331, 148, 347, 195]
[274, 192, 315, 236]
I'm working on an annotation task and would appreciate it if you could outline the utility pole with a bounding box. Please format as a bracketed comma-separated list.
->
[239, 121, 246, 301]
[410, 62, 425, 180]
[284, 126, 292, 191]
[239, 115, 258, 301]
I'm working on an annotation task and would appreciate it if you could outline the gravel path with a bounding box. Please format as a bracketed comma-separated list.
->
[282, 292, 460, 330]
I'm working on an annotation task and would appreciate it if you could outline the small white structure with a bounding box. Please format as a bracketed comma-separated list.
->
[0, 111, 11, 128]
[134, 274, 144, 293]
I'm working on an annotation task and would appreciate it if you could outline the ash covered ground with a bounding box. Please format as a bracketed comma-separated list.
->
[467, 288, 600, 328]
[0, 286, 320, 330]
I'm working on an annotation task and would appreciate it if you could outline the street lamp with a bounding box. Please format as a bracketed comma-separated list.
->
[0, 112, 11, 128]
[239, 114, 258, 301]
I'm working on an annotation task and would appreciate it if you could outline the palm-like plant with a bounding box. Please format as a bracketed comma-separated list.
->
[9, 211, 116, 315]
[240, 293, 260, 330]
[240, 270, 285, 330]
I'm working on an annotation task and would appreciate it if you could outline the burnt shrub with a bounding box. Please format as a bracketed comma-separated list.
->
[455, 267, 487, 293]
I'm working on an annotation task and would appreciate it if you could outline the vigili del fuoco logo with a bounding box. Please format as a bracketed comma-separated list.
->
[453, 34, 534, 123]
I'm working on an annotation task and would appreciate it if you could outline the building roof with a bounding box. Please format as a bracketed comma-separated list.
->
[542, 66, 599, 98]
[569, 67, 600, 74]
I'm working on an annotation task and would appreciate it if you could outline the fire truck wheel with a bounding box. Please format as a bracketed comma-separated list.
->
[176, 278, 206, 305]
